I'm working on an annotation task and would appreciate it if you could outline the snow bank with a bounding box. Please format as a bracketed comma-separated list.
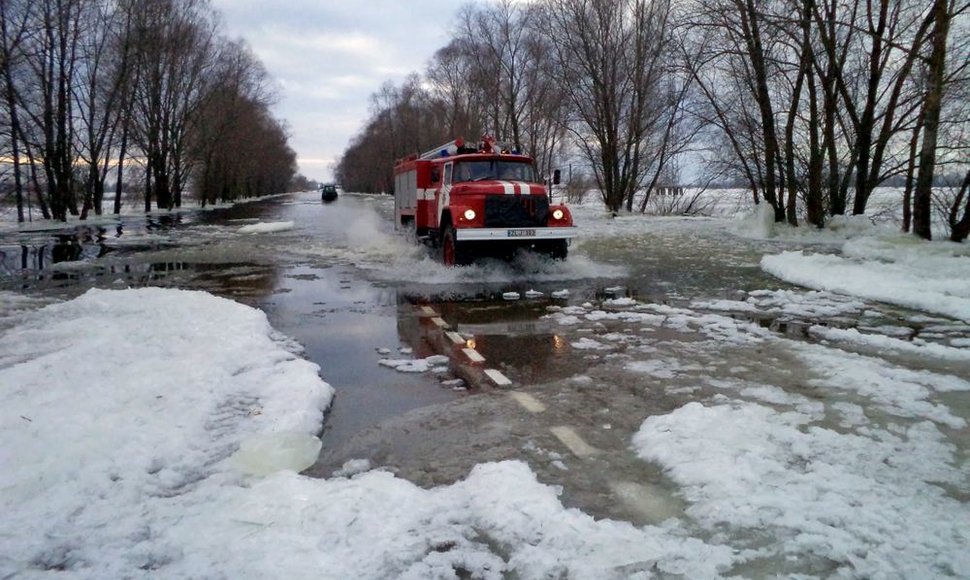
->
[146, 460, 736, 579]
[0, 288, 333, 577]
[762, 235, 970, 322]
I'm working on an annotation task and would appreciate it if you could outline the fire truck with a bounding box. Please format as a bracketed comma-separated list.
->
[393, 136, 576, 266]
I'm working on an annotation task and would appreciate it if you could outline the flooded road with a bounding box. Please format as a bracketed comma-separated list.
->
[3, 191, 968, 577]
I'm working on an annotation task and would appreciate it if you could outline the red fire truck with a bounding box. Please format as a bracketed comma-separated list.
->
[393, 136, 576, 266]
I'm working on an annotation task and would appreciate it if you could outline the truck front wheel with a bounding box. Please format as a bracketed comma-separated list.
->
[442, 224, 470, 266]
[544, 240, 568, 260]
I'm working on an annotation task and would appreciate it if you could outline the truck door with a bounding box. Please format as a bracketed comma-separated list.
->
[439, 162, 453, 227]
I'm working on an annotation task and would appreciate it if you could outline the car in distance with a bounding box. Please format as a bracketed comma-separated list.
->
[320, 183, 338, 202]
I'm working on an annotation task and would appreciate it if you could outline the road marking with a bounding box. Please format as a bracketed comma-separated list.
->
[419, 305, 438, 317]
[509, 391, 544, 412]
[485, 369, 512, 387]
[445, 331, 465, 345]
[431, 317, 449, 329]
[608, 481, 685, 524]
[550, 426, 599, 458]
[462, 348, 485, 362]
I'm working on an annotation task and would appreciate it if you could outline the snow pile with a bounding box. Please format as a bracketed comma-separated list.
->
[0, 288, 740, 578]
[762, 234, 970, 322]
[154, 461, 737, 579]
[634, 401, 970, 578]
[0, 288, 333, 577]
[238, 220, 295, 234]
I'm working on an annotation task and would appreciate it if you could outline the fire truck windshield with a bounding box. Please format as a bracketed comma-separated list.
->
[453, 160, 536, 183]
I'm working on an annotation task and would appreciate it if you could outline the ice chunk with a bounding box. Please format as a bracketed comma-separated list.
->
[333, 458, 372, 478]
[571, 337, 610, 350]
[525, 289, 544, 298]
[379, 354, 450, 373]
[231, 432, 322, 476]
[379, 358, 431, 373]
[238, 221, 295, 234]
[502, 292, 520, 300]
[551, 289, 570, 299]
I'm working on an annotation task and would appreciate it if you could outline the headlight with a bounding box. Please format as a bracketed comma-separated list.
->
[463, 209, 476, 221]
[552, 209, 564, 220]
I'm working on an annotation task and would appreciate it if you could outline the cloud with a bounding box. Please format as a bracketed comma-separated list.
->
[210, 1, 466, 182]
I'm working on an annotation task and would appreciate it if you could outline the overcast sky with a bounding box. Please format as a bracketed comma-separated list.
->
[210, 1, 468, 183]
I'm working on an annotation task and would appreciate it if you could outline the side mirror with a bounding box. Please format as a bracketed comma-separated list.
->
[552, 169, 561, 185]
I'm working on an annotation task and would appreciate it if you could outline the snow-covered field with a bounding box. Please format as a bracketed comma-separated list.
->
[2, 189, 969, 578]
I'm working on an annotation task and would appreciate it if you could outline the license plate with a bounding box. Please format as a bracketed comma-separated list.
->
[507, 229, 535, 238]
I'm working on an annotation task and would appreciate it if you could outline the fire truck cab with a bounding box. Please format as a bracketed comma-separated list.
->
[393, 137, 576, 266]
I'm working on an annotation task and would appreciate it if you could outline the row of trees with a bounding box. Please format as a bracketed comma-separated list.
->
[336, 0, 969, 241]
[1, 0, 299, 223]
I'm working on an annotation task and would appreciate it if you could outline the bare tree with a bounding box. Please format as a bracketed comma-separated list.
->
[191, 39, 277, 205]
[129, 0, 217, 211]
[425, 39, 485, 140]
[14, 0, 89, 221]
[0, 0, 30, 221]
[683, 0, 967, 235]
[542, 0, 676, 214]
[452, 1, 568, 177]
[911, 0, 966, 239]
[74, 0, 130, 218]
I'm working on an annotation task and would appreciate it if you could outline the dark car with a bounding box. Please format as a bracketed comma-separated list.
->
[321, 184, 338, 202]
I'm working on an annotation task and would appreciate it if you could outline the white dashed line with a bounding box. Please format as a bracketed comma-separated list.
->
[550, 426, 599, 458]
[431, 317, 449, 329]
[462, 348, 485, 362]
[445, 331, 465, 345]
[608, 481, 685, 524]
[419, 306, 437, 317]
[509, 391, 544, 412]
[485, 368, 512, 387]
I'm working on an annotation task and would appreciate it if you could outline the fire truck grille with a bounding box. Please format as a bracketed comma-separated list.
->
[483, 195, 549, 228]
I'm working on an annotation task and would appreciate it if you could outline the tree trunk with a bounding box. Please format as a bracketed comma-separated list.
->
[3, 71, 26, 222]
[901, 118, 923, 233]
[948, 169, 970, 242]
[738, 0, 784, 222]
[851, 0, 889, 215]
[912, 0, 950, 241]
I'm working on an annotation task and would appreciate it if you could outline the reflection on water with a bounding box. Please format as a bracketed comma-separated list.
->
[145, 214, 183, 230]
